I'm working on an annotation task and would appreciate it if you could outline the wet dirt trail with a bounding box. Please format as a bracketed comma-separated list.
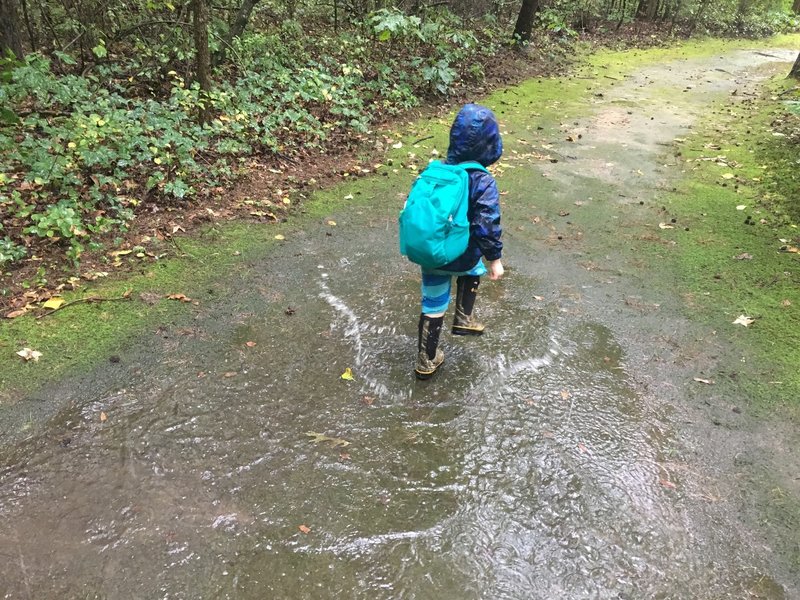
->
[2, 49, 799, 599]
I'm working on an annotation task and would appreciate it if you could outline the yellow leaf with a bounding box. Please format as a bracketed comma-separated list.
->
[327, 220, 337, 226]
[42, 297, 65, 310]
[341, 368, 354, 381]
[274, 234, 285, 240]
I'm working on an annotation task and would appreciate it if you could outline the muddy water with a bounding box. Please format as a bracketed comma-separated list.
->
[2, 50, 799, 598]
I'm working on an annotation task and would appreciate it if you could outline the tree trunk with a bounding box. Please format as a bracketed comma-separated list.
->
[213, 0, 259, 64]
[793, 0, 800, 14]
[0, 0, 24, 58]
[645, 0, 659, 20]
[789, 52, 800, 80]
[193, 0, 211, 124]
[513, 0, 540, 44]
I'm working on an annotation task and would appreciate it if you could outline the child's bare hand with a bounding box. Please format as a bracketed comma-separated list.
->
[488, 259, 504, 280]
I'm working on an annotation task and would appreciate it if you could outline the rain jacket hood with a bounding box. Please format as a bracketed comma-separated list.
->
[445, 104, 503, 167]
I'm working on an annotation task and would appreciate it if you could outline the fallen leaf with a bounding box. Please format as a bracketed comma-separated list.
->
[693, 377, 714, 385]
[658, 223, 675, 229]
[42, 297, 65, 310]
[245, 341, 257, 347]
[782, 299, 792, 307]
[560, 390, 570, 400]
[100, 411, 108, 422]
[578, 442, 588, 454]
[5, 308, 27, 319]
[16, 348, 43, 362]
[779, 245, 799, 254]
[659, 478, 677, 489]
[533, 295, 544, 301]
[166, 293, 193, 303]
[362, 395, 375, 406]
[110, 249, 132, 257]
[327, 220, 337, 226]
[298, 525, 311, 534]
[732, 315, 755, 327]
[344, 194, 354, 201]
[274, 234, 285, 240]
[736, 205, 747, 211]
[223, 371, 237, 378]
[304, 431, 350, 448]
[341, 367, 354, 381]
[392, 141, 403, 149]
[733, 253, 752, 260]
[721, 173, 735, 180]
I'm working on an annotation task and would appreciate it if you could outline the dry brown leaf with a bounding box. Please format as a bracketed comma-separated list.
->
[100, 411, 108, 422]
[560, 390, 570, 400]
[245, 341, 257, 348]
[166, 293, 193, 303]
[298, 525, 311, 534]
[223, 371, 237, 378]
[5, 308, 27, 319]
[693, 377, 714, 385]
[659, 478, 677, 489]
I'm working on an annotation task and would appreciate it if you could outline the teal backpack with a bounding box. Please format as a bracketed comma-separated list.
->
[399, 161, 487, 269]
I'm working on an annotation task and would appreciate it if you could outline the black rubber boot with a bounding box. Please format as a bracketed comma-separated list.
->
[415, 314, 444, 380]
[452, 276, 485, 336]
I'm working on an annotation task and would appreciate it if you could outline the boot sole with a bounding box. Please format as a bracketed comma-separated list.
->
[415, 361, 444, 380]
[452, 327, 484, 336]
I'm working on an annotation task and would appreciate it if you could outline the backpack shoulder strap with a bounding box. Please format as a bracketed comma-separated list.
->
[458, 161, 489, 173]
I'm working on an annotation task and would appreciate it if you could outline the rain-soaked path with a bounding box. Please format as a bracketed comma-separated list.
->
[2, 49, 799, 598]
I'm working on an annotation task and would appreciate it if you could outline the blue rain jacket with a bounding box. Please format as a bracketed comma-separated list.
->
[437, 103, 503, 273]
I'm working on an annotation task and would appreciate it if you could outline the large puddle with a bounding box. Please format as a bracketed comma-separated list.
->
[1, 49, 798, 598]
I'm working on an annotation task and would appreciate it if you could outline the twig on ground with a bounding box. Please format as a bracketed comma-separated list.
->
[36, 292, 132, 319]
[411, 135, 434, 145]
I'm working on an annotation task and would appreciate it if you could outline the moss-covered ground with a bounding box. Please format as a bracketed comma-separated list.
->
[636, 71, 800, 411]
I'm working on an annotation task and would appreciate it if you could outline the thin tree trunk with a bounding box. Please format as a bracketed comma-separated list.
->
[193, 0, 211, 124]
[214, 0, 264, 64]
[0, 0, 24, 57]
[793, 0, 800, 14]
[789, 52, 800, 80]
[20, 0, 36, 51]
[513, 0, 540, 44]
[616, 0, 627, 30]
[645, 0, 659, 20]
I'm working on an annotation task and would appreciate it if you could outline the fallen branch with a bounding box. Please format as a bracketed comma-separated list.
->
[36, 291, 132, 319]
[412, 135, 434, 145]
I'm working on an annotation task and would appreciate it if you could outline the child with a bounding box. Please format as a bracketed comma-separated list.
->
[415, 103, 504, 380]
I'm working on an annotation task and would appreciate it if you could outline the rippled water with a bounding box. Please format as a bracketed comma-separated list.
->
[2, 50, 798, 599]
